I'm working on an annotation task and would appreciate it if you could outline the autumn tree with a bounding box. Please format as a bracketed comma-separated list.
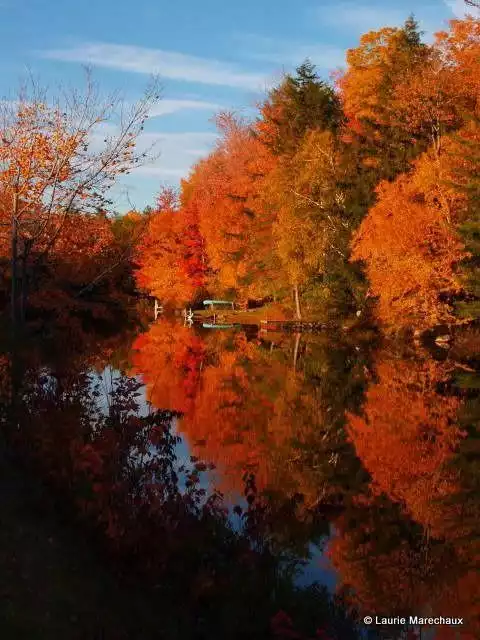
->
[135, 189, 181, 305]
[350, 15, 480, 331]
[255, 62, 356, 320]
[337, 17, 429, 179]
[135, 186, 208, 307]
[350, 124, 477, 331]
[392, 17, 479, 158]
[178, 180, 211, 292]
[338, 17, 426, 129]
[0, 72, 161, 326]
[422, 18, 480, 321]
[261, 130, 350, 319]
[188, 113, 279, 303]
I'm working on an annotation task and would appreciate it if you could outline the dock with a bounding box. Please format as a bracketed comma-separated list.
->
[260, 320, 334, 332]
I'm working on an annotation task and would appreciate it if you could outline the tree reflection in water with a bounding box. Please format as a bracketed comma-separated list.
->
[3, 313, 480, 639]
[0, 314, 360, 640]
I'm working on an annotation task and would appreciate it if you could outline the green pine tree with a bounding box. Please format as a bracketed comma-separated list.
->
[257, 59, 342, 156]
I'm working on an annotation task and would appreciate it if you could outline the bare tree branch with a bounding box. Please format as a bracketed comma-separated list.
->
[0, 70, 162, 265]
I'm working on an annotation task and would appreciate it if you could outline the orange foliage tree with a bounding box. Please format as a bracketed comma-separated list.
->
[350, 136, 471, 329]
[336, 18, 428, 172]
[186, 114, 279, 303]
[392, 18, 479, 155]
[135, 187, 208, 307]
[349, 17, 480, 331]
[0, 73, 161, 323]
[435, 17, 480, 116]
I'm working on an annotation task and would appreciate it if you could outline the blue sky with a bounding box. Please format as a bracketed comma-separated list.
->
[1, 0, 477, 212]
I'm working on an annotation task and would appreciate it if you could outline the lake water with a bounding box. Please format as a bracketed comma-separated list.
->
[5, 316, 480, 639]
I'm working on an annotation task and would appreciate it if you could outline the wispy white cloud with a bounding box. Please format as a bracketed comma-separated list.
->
[149, 98, 222, 118]
[315, 2, 408, 32]
[444, 0, 480, 18]
[40, 42, 268, 90]
[312, 2, 444, 40]
[236, 33, 345, 70]
[101, 130, 218, 208]
[84, 122, 216, 187]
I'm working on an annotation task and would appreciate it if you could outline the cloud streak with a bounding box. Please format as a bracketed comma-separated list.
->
[131, 131, 218, 179]
[236, 33, 345, 70]
[315, 2, 408, 32]
[41, 42, 268, 90]
[100, 130, 218, 209]
[86, 124, 217, 184]
[149, 99, 222, 118]
[312, 2, 443, 40]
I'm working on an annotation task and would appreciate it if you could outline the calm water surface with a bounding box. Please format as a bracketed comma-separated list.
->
[5, 316, 480, 639]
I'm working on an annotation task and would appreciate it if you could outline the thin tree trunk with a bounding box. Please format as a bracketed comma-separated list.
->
[293, 332, 301, 371]
[20, 249, 28, 325]
[9, 217, 21, 438]
[9, 336, 21, 439]
[10, 217, 18, 330]
[293, 283, 302, 321]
